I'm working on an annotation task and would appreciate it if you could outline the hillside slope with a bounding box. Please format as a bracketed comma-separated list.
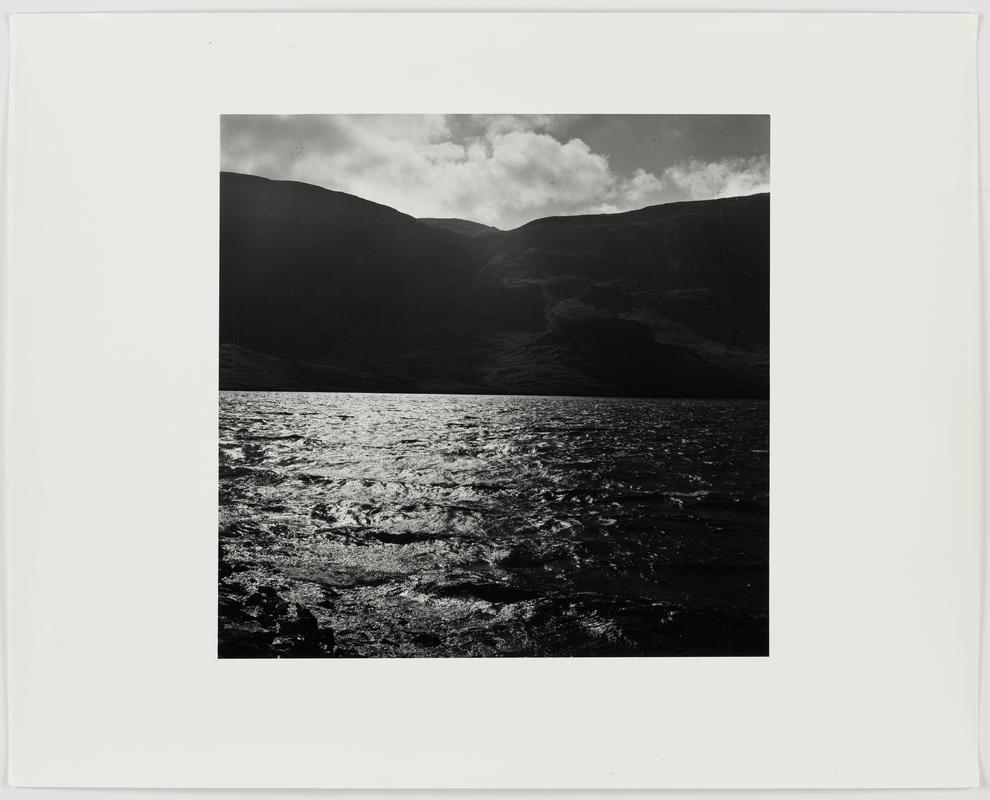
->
[220, 173, 768, 397]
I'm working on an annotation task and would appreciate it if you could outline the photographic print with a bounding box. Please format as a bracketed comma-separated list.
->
[219, 114, 769, 658]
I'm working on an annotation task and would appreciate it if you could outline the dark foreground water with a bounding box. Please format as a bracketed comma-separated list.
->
[219, 391, 768, 657]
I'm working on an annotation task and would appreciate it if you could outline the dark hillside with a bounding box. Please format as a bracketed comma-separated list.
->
[221, 172, 768, 397]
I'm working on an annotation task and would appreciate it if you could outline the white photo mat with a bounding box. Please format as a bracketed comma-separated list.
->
[4, 11, 980, 788]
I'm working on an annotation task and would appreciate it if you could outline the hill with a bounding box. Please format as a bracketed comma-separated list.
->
[418, 218, 501, 238]
[220, 172, 768, 397]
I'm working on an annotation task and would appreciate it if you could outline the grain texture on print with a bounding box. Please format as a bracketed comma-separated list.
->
[218, 114, 769, 658]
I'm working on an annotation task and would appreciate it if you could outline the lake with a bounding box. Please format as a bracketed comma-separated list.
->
[219, 391, 768, 657]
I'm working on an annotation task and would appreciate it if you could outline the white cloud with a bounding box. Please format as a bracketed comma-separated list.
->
[221, 116, 767, 228]
[617, 168, 666, 206]
[662, 155, 770, 200]
[468, 114, 559, 136]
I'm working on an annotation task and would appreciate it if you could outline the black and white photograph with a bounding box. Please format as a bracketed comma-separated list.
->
[218, 114, 769, 658]
[7, 7, 982, 789]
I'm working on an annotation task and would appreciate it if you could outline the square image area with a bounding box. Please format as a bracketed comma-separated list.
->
[219, 114, 769, 658]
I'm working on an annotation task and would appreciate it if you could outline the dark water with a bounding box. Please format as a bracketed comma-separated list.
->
[219, 391, 768, 657]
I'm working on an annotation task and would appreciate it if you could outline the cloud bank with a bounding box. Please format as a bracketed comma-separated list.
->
[663, 155, 770, 200]
[221, 115, 769, 229]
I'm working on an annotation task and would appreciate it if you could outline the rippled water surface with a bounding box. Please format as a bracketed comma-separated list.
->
[219, 391, 768, 657]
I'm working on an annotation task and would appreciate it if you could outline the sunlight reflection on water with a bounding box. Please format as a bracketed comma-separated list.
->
[219, 391, 768, 657]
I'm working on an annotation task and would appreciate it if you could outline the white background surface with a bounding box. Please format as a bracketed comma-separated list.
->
[0, 2, 985, 798]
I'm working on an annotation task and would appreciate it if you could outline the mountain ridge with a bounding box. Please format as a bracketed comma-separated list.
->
[220, 172, 768, 397]
[221, 170, 768, 232]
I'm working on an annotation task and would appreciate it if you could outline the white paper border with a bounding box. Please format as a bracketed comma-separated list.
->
[4, 10, 980, 790]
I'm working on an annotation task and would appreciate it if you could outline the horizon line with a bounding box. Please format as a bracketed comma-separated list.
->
[220, 170, 770, 232]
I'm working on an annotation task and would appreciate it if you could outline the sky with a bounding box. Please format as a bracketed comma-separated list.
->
[221, 114, 769, 230]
